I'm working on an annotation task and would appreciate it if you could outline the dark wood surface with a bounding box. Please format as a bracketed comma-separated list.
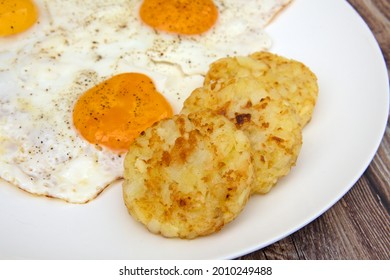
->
[239, 0, 390, 260]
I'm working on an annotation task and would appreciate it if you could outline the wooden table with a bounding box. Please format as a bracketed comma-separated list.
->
[239, 0, 390, 260]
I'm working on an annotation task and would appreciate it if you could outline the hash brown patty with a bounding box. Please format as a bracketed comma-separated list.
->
[204, 52, 318, 126]
[182, 77, 302, 194]
[122, 110, 253, 239]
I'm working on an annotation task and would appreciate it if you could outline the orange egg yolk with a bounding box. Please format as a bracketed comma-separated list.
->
[140, 0, 218, 35]
[0, 0, 38, 36]
[73, 73, 173, 153]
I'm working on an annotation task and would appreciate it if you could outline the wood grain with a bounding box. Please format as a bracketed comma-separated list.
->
[239, 0, 390, 260]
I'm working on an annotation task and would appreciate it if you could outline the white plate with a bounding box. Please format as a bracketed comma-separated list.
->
[0, 0, 388, 259]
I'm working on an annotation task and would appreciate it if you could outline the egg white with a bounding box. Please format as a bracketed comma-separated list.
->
[0, 0, 289, 203]
[144, 0, 292, 75]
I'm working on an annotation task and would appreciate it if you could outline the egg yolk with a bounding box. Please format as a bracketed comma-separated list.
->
[0, 0, 38, 36]
[140, 0, 218, 35]
[73, 73, 173, 153]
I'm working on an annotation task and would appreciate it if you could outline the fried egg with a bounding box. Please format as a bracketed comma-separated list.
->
[143, 0, 292, 75]
[0, 0, 292, 203]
